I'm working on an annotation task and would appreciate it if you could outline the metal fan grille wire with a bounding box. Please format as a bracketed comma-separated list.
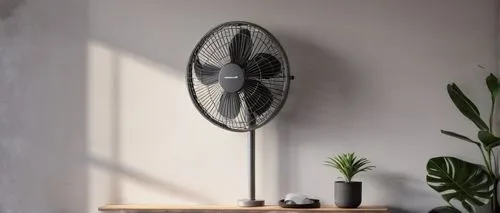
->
[187, 21, 291, 132]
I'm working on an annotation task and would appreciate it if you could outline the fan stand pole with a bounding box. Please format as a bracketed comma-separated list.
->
[237, 123, 265, 207]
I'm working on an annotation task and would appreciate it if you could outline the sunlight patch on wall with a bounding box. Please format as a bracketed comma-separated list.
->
[116, 46, 248, 204]
[87, 40, 115, 208]
[86, 40, 249, 206]
[117, 48, 195, 203]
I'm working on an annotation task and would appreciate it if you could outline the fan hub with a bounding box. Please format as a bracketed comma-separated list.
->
[219, 63, 245, 93]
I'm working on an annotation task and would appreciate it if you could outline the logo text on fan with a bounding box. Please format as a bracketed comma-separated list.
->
[224, 76, 239, 79]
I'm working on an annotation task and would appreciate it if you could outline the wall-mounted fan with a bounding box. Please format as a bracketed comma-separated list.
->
[186, 21, 293, 207]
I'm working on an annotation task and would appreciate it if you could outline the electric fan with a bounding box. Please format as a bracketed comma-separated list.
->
[186, 21, 293, 207]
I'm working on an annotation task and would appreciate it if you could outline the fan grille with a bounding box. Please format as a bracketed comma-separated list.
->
[187, 21, 291, 132]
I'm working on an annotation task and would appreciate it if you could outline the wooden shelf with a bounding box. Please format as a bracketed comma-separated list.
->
[99, 204, 389, 213]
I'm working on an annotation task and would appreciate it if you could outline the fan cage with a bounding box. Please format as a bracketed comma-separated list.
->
[186, 21, 291, 132]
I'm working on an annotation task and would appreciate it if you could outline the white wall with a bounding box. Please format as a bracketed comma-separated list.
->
[1, 0, 499, 213]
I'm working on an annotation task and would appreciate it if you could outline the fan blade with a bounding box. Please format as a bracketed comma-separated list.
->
[246, 53, 281, 79]
[218, 92, 241, 119]
[244, 80, 273, 116]
[194, 58, 220, 85]
[229, 29, 253, 67]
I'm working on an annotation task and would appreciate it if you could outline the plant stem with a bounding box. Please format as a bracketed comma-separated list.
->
[488, 151, 494, 175]
[479, 146, 496, 213]
[489, 89, 498, 212]
[480, 145, 494, 175]
[490, 98, 495, 133]
[485, 149, 499, 213]
[494, 185, 498, 213]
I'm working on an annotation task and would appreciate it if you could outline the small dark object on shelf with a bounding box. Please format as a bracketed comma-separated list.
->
[278, 199, 321, 209]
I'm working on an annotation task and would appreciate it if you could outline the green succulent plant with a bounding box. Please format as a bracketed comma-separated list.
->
[324, 152, 375, 182]
[426, 73, 500, 213]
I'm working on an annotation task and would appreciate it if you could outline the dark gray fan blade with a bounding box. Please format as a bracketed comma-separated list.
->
[218, 92, 241, 119]
[229, 29, 253, 67]
[246, 53, 281, 78]
[194, 58, 219, 85]
[244, 79, 273, 116]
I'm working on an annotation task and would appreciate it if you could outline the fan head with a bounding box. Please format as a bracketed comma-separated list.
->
[186, 21, 291, 132]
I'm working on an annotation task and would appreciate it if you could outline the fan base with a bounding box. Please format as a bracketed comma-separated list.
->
[237, 199, 265, 207]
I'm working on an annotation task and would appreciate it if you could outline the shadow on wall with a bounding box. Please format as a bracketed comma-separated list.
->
[0, 0, 89, 212]
[275, 33, 362, 133]
[88, 1, 201, 80]
[268, 32, 423, 212]
[85, 39, 219, 205]
[371, 172, 430, 213]
[0, 0, 24, 20]
[88, 155, 217, 204]
[268, 32, 364, 196]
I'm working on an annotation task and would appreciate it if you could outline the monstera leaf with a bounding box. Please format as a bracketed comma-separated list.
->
[427, 157, 494, 212]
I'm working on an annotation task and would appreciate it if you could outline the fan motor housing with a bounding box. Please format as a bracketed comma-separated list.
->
[219, 63, 245, 93]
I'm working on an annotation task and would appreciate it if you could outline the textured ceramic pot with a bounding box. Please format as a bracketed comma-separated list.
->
[334, 181, 362, 208]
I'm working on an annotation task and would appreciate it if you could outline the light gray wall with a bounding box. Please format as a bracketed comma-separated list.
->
[1, 0, 499, 213]
[0, 0, 88, 212]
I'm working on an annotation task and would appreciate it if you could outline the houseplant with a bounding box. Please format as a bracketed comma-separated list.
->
[426, 73, 500, 213]
[324, 152, 375, 208]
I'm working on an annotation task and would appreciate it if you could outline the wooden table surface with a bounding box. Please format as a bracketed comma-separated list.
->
[99, 204, 390, 213]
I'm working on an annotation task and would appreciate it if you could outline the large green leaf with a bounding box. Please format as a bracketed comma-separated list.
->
[486, 73, 500, 99]
[427, 157, 494, 212]
[478, 130, 500, 151]
[429, 206, 461, 213]
[486, 73, 499, 138]
[447, 83, 489, 131]
[441, 130, 480, 146]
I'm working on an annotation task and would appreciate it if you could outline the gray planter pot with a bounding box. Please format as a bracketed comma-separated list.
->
[334, 181, 362, 208]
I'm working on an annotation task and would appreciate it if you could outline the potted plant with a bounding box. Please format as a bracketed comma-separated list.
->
[324, 152, 375, 208]
[426, 73, 500, 213]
